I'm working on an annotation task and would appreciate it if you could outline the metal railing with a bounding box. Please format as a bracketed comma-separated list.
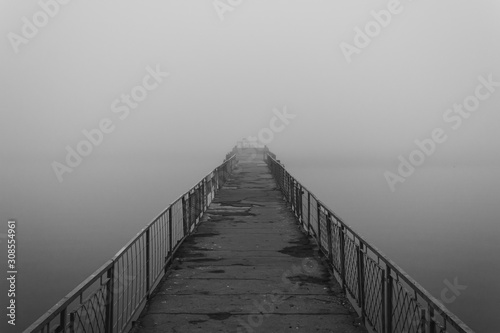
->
[25, 148, 238, 333]
[266, 154, 475, 333]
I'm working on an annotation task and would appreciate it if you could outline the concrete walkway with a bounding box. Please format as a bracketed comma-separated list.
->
[131, 153, 367, 333]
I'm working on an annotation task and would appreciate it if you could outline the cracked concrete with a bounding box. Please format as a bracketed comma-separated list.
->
[130, 151, 367, 333]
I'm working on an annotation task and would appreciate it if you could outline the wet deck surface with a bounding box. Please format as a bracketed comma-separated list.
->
[131, 153, 367, 333]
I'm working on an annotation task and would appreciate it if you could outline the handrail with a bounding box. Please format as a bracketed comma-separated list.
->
[265, 153, 475, 333]
[24, 150, 237, 333]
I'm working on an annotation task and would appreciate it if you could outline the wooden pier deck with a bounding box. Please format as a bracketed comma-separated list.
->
[130, 151, 367, 333]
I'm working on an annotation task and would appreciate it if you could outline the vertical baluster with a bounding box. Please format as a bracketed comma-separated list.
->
[195, 186, 199, 222]
[299, 187, 304, 224]
[293, 183, 297, 215]
[214, 168, 219, 193]
[381, 261, 386, 333]
[188, 192, 192, 231]
[284, 172, 287, 196]
[69, 312, 75, 333]
[202, 180, 206, 213]
[167, 208, 173, 273]
[357, 243, 366, 324]
[385, 267, 393, 333]
[296, 185, 300, 220]
[281, 166, 284, 191]
[428, 305, 436, 333]
[317, 202, 321, 249]
[58, 308, 66, 333]
[326, 213, 333, 264]
[280, 166, 283, 190]
[339, 226, 346, 292]
[105, 264, 114, 333]
[181, 196, 187, 237]
[420, 308, 427, 333]
[307, 192, 311, 235]
[198, 182, 203, 220]
[145, 229, 150, 298]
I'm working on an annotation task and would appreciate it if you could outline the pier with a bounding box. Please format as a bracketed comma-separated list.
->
[25, 145, 475, 333]
[130, 149, 366, 333]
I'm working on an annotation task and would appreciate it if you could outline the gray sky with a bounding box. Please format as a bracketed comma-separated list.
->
[2, 0, 499, 174]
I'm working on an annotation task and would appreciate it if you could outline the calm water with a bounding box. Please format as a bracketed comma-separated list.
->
[286, 160, 500, 333]
[1, 155, 498, 332]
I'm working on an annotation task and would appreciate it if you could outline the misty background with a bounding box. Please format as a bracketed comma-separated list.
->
[1, 0, 499, 332]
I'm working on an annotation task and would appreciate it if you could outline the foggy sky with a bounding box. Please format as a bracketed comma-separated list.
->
[2, 0, 499, 173]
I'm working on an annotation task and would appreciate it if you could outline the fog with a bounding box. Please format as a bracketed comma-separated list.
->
[1, 0, 500, 331]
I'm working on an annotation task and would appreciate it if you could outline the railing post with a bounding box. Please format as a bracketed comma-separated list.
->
[198, 186, 201, 219]
[181, 196, 187, 236]
[145, 228, 150, 298]
[277, 164, 280, 187]
[188, 192, 192, 230]
[195, 186, 200, 222]
[58, 308, 67, 333]
[284, 172, 287, 197]
[282, 167, 285, 192]
[339, 225, 346, 292]
[316, 202, 321, 249]
[420, 308, 427, 333]
[357, 243, 366, 324]
[428, 305, 436, 333]
[202, 180, 206, 213]
[214, 167, 219, 193]
[295, 182, 298, 215]
[196, 186, 200, 220]
[307, 192, 311, 235]
[296, 185, 300, 219]
[105, 264, 114, 333]
[189, 190, 193, 226]
[381, 265, 386, 333]
[385, 267, 393, 333]
[168, 207, 173, 249]
[69, 312, 75, 333]
[283, 170, 287, 194]
[326, 213, 333, 264]
[299, 187, 303, 223]
[293, 183, 296, 215]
